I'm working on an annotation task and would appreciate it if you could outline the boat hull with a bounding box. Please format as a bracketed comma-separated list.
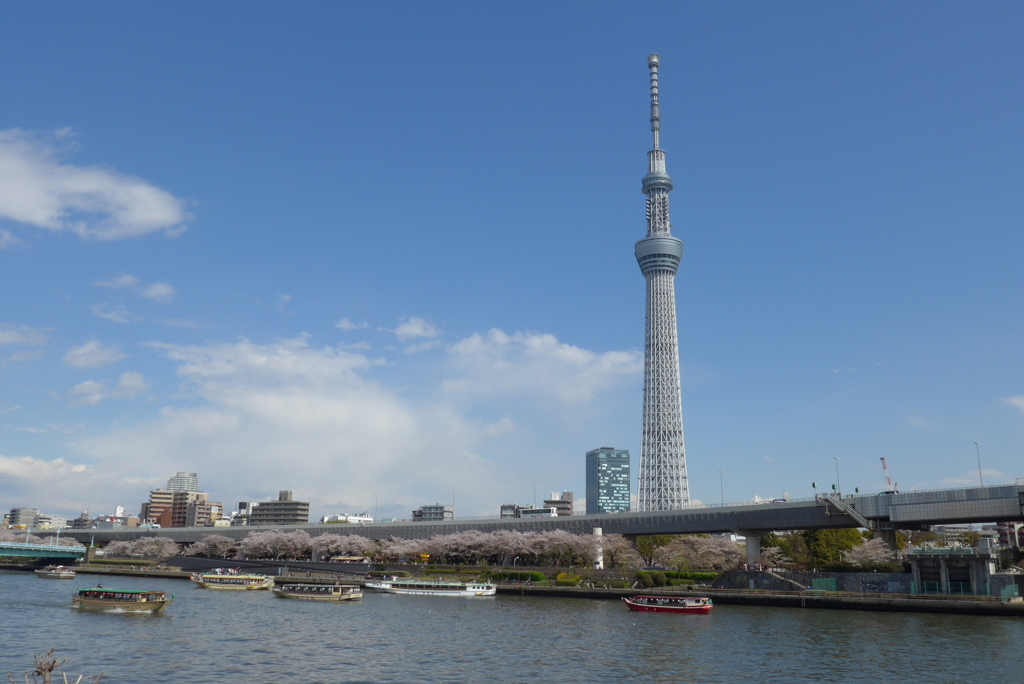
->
[191, 574, 274, 590]
[365, 581, 495, 596]
[35, 568, 76, 579]
[272, 588, 362, 601]
[622, 596, 713, 614]
[72, 597, 171, 613]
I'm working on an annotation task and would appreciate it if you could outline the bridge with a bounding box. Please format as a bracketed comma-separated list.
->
[47, 482, 1024, 563]
[0, 540, 86, 561]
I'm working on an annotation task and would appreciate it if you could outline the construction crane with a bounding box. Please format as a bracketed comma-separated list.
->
[879, 457, 898, 493]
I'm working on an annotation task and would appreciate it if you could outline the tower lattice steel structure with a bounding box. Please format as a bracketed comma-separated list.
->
[635, 54, 689, 511]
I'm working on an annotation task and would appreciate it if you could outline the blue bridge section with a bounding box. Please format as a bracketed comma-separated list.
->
[0, 541, 86, 561]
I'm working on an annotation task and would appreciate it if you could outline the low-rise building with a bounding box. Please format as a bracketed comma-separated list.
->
[249, 491, 310, 526]
[412, 504, 453, 522]
[8, 508, 39, 527]
[543, 491, 574, 516]
[140, 490, 174, 525]
[321, 513, 373, 524]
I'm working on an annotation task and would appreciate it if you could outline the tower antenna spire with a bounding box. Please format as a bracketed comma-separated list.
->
[648, 54, 661, 150]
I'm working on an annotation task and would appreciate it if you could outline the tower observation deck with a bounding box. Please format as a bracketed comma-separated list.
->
[635, 54, 689, 511]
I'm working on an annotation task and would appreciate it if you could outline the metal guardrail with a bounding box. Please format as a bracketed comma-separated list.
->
[0, 540, 85, 550]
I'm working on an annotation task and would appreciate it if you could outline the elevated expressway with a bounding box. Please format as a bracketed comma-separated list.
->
[53, 483, 1024, 562]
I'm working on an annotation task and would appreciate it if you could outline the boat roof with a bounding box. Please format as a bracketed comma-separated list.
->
[78, 588, 163, 594]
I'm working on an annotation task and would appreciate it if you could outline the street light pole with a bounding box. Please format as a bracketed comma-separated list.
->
[452, 489, 456, 519]
[719, 469, 724, 506]
[374, 494, 378, 523]
[974, 442, 984, 486]
[833, 457, 841, 495]
[533, 484, 537, 508]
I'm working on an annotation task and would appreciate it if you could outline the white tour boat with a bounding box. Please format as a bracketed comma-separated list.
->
[35, 565, 77, 579]
[365, 577, 496, 596]
[190, 570, 275, 590]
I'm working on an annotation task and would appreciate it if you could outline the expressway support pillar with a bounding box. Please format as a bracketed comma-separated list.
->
[735, 531, 765, 567]
[593, 527, 604, 570]
[876, 529, 898, 552]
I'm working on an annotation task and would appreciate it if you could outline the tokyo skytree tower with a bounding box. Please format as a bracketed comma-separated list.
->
[635, 54, 689, 510]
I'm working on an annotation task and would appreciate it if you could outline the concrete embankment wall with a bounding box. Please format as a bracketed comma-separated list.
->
[495, 584, 1024, 616]
[715, 569, 912, 593]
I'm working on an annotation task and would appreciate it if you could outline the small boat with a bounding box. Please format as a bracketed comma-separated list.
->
[72, 588, 172, 613]
[365, 578, 496, 596]
[622, 595, 713, 614]
[35, 565, 77, 579]
[190, 571, 275, 590]
[272, 583, 362, 601]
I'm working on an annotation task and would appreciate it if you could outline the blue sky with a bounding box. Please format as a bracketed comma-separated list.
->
[1, 2, 1021, 521]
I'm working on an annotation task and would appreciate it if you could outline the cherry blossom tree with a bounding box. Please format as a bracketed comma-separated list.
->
[183, 534, 238, 559]
[844, 537, 896, 566]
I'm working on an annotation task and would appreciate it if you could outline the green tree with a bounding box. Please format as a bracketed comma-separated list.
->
[762, 531, 810, 567]
[634, 535, 675, 566]
[803, 529, 862, 566]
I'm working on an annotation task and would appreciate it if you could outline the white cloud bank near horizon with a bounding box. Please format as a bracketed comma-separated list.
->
[0, 128, 189, 242]
[1, 329, 643, 519]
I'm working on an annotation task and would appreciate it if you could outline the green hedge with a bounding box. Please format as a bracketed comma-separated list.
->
[491, 571, 545, 582]
[665, 571, 718, 581]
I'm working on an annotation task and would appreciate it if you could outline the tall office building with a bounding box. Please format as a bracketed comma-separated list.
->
[586, 448, 630, 515]
[167, 471, 199, 493]
[635, 55, 689, 511]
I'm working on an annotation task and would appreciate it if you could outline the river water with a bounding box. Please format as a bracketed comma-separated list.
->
[2, 571, 1022, 683]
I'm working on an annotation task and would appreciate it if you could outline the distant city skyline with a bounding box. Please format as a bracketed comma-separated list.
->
[1, 4, 1022, 521]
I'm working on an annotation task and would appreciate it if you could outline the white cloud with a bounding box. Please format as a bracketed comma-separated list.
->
[69, 380, 109, 406]
[68, 371, 148, 406]
[0, 324, 50, 346]
[16, 328, 641, 519]
[141, 282, 175, 304]
[336, 318, 369, 331]
[94, 274, 174, 304]
[1002, 396, 1024, 415]
[95, 274, 139, 289]
[393, 316, 439, 342]
[90, 302, 141, 324]
[443, 329, 642, 404]
[277, 294, 292, 312]
[0, 454, 114, 516]
[63, 340, 128, 368]
[112, 371, 147, 398]
[0, 128, 189, 240]
[0, 228, 23, 249]
[61, 327, 630, 518]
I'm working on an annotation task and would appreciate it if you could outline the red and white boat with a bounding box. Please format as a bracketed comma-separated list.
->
[622, 595, 713, 614]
